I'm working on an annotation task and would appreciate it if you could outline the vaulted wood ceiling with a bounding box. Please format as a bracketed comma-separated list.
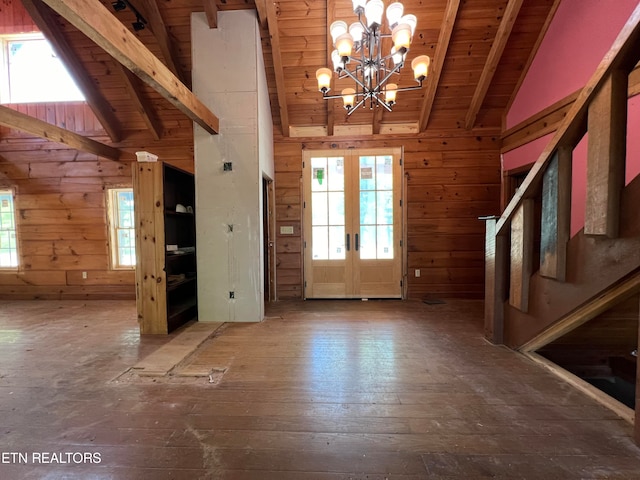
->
[6, 0, 558, 144]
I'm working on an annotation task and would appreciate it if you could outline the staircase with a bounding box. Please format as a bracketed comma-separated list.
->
[483, 4, 640, 444]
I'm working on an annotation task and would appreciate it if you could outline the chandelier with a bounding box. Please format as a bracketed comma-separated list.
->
[315, 0, 430, 115]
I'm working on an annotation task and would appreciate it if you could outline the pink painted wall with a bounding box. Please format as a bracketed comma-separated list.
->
[503, 0, 640, 236]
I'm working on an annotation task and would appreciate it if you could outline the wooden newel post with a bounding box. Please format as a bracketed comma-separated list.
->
[481, 216, 508, 344]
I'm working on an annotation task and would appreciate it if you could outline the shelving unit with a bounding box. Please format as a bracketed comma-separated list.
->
[132, 161, 197, 334]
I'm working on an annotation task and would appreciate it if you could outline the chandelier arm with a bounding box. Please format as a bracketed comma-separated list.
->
[375, 63, 403, 91]
[341, 67, 367, 91]
[376, 97, 393, 112]
[346, 97, 367, 116]
[394, 82, 424, 93]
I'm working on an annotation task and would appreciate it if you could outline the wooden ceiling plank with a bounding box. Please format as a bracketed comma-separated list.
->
[203, 0, 218, 28]
[40, 0, 219, 135]
[117, 64, 163, 141]
[265, 0, 290, 137]
[22, 0, 122, 143]
[326, 0, 336, 136]
[0, 105, 121, 160]
[140, 0, 187, 84]
[254, 0, 267, 28]
[419, 0, 461, 132]
[464, 0, 524, 130]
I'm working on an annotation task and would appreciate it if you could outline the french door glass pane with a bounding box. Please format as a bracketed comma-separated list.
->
[359, 225, 377, 259]
[377, 225, 393, 259]
[359, 155, 394, 260]
[328, 226, 346, 260]
[311, 157, 345, 260]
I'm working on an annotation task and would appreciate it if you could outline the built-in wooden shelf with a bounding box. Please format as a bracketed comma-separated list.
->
[132, 162, 197, 334]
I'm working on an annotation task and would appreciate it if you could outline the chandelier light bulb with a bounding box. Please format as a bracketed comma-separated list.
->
[411, 55, 430, 81]
[390, 46, 405, 66]
[400, 14, 417, 36]
[342, 88, 356, 110]
[331, 49, 343, 71]
[391, 23, 412, 52]
[386, 2, 404, 28]
[349, 22, 364, 44]
[385, 83, 398, 105]
[330, 20, 348, 45]
[316, 68, 333, 92]
[335, 32, 354, 58]
[364, 0, 384, 28]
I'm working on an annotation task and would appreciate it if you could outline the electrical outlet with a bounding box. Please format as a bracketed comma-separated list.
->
[415, 269, 420, 278]
[82, 271, 88, 279]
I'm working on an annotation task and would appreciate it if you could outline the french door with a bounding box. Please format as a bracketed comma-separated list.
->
[303, 148, 403, 299]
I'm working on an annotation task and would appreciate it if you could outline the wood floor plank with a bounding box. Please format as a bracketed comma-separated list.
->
[1, 298, 639, 477]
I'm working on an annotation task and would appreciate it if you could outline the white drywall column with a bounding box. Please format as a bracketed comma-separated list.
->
[192, 11, 274, 322]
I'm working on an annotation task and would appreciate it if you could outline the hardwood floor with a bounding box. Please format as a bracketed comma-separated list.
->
[1, 298, 639, 478]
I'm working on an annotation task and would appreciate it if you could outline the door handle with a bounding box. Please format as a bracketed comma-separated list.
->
[346, 233, 350, 251]
[355, 233, 359, 251]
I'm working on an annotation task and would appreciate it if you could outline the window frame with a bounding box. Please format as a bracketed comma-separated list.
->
[106, 187, 136, 270]
[0, 32, 84, 104]
[0, 187, 19, 270]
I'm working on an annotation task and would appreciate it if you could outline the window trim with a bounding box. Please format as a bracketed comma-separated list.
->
[106, 187, 136, 270]
[0, 32, 84, 104]
[0, 186, 19, 271]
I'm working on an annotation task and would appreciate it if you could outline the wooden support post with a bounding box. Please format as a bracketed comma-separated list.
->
[483, 216, 508, 344]
[540, 146, 572, 281]
[584, 70, 628, 237]
[509, 199, 534, 312]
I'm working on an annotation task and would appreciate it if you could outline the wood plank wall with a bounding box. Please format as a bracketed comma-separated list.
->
[274, 133, 502, 300]
[0, 2, 194, 300]
[0, 136, 193, 300]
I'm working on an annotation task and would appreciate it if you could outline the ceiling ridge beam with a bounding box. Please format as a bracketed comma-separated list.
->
[265, 0, 290, 137]
[419, 0, 461, 132]
[0, 105, 122, 160]
[464, 0, 524, 130]
[40, 0, 219, 134]
[22, 0, 122, 143]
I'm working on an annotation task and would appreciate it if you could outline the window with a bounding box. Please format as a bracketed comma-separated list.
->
[107, 188, 135, 269]
[0, 33, 84, 104]
[0, 189, 18, 268]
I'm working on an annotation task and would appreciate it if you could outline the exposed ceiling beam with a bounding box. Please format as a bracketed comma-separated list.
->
[203, 0, 218, 28]
[0, 105, 122, 161]
[117, 64, 163, 141]
[505, 0, 562, 115]
[419, 0, 461, 132]
[139, 0, 187, 84]
[464, 0, 524, 130]
[40, 0, 219, 134]
[265, 0, 290, 137]
[254, 0, 267, 28]
[22, 0, 122, 143]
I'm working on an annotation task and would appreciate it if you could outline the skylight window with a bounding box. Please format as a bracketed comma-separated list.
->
[0, 33, 84, 104]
